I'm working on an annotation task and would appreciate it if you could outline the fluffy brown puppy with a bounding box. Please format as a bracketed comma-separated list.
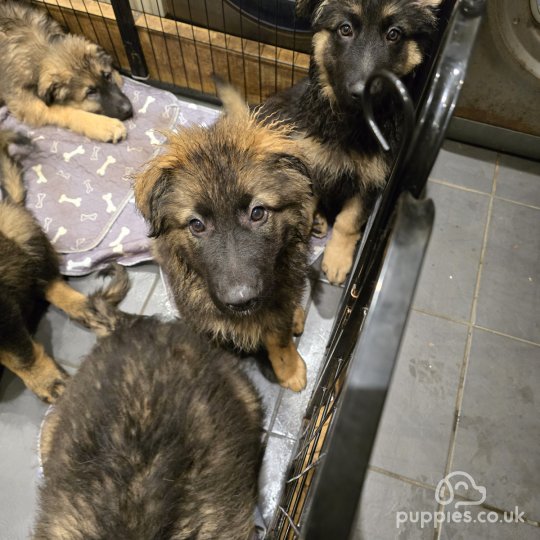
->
[34, 315, 263, 540]
[0, 0, 132, 143]
[135, 84, 314, 392]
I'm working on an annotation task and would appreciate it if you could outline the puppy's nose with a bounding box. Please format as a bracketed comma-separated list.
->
[348, 81, 365, 100]
[118, 100, 133, 120]
[223, 285, 260, 312]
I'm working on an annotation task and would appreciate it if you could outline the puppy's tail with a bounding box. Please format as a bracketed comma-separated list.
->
[82, 263, 133, 335]
[0, 129, 29, 205]
[212, 75, 250, 118]
[45, 263, 132, 337]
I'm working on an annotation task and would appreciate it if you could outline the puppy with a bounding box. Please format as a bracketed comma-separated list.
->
[259, 0, 443, 284]
[0, 0, 132, 143]
[34, 315, 263, 540]
[0, 130, 129, 402]
[135, 84, 314, 392]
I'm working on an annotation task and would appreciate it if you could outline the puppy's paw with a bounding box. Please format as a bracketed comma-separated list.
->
[292, 305, 305, 336]
[270, 346, 307, 392]
[38, 376, 68, 404]
[83, 117, 127, 143]
[26, 363, 69, 404]
[311, 211, 328, 238]
[321, 233, 359, 285]
[279, 354, 307, 392]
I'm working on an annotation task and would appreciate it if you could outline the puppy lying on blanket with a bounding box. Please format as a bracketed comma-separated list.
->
[35, 315, 263, 540]
[135, 82, 314, 392]
[0, 0, 132, 143]
[0, 130, 129, 402]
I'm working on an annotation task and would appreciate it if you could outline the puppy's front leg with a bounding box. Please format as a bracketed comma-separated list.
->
[322, 194, 363, 285]
[8, 94, 127, 143]
[264, 331, 307, 392]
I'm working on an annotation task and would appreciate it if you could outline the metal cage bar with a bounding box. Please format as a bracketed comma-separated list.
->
[302, 192, 435, 540]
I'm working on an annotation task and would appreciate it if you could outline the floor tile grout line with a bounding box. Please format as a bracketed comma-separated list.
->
[429, 177, 490, 196]
[434, 155, 500, 540]
[494, 195, 540, 212]
[410, 308, 540, 348]
[473, 325, 540, 348]
[368, 466, 436, 492]
[411, 307, 470, 327]
[429, 177, 540, 211]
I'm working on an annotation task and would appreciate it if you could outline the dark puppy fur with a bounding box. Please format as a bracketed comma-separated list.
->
[135, 84, 313, 392]
[259, 0, 443, 284]
[35, 315, 263, 540]
[0, 130, 129, 402]
[0, 0, 132, 143]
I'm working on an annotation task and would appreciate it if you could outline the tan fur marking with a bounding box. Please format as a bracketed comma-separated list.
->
[264, 332, 307, 392]
[348, 2, 363, 18]
[292, 305, 305, 336]
[1, 342, 68, 403]
[0, 203, 37, 248]
[381, 2, 399, 18]
[45, 278, 89, 320]
[312, 31, 336, 104]
[322, 195, 364, 284]
[401, 41, 423, 75]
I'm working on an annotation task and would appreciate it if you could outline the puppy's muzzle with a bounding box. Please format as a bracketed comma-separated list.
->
[219, 284, 261, 314]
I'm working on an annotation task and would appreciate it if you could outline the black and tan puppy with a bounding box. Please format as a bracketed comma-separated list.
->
[259, 0, 443, 284]
[135, 84, 313, 392]
[0, 130, 129, 403]
[34, 315, 263, 540]
[0, 0, 132, 143]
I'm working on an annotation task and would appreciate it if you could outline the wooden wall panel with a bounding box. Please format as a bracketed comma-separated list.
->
[33, 0, 309, 104]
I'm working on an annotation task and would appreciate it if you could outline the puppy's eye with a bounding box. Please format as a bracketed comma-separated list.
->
[189, 218, 206, 235]
[250, 206, 267, 223]
[103, 72, 113, 81]
[386, 27, 402, 42]
[338, 23, 353, 37]
[86, 87, 98, 97]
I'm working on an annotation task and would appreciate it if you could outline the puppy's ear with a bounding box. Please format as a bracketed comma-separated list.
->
[134, 163, 172, 238]
[37, 73, 69, 106]
[416, 0, 444, 7]
[38, 82, 68, 106]
[213, 76, 249, 118]
[271, 153, 311, 181]
[295, 0, 324, 19]
[112, 70, 124, 88]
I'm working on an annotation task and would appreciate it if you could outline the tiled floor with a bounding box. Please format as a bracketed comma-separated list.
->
[0, 141, 539, 539]
[355, 141, 540, 540]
